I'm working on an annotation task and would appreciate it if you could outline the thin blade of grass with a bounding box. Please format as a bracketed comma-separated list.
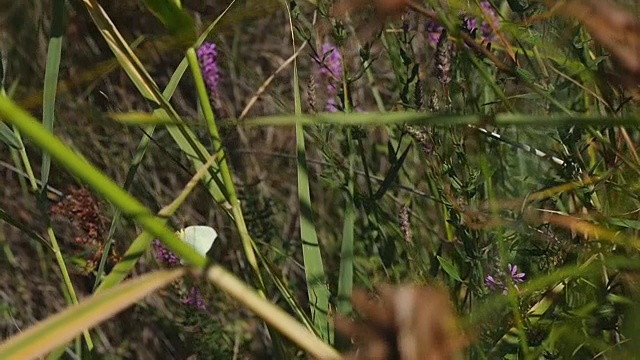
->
[288, 5, 331, 342]
[0, 268, 185, 359]
[337, 144, 355, 316]
[41, 0, 64, 187]
[0, 122, 20, 148]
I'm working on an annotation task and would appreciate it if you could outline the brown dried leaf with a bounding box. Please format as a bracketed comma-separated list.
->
[336, 284, 467, 360]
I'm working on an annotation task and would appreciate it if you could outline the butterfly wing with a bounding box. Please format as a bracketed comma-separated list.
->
[182, 225, 217, 256]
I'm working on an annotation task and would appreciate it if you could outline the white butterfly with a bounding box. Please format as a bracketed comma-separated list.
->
[176, 225, 218, 264]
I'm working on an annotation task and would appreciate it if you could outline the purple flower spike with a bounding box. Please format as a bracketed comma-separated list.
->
[316, 42, 343, 112]
[197, 42, 220, 97]
[153, 240, 179, 266]
[479, 1, 500, 42]
[181, 287, 206, 310]
[319, 43, 343, 80]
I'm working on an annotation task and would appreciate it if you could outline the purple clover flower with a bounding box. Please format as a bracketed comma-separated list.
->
[196, 42, 220, 97]
[181, 286, 206, 310]
[485, 263, 526, 294]
[153, 240, 179, 266]
[317, 42, 343, 112]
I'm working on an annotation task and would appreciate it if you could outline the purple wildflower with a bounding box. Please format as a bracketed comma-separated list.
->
[181, 286, 206, 310]
[426, 21, 444, 47]
[319, 43, 343, 81]
[479, 1, 500, 42]
[196, 42, 220, 97]
[464, 17, 478, 33]
[425, 3, 500, 46]
[316, 42, 343, 112]
[326, 97, 339, 113]
[486, 264, 526, 294]
[485, 275, 501, 291]
[153, 240, 179, 266]
[509, 263, 526, 283]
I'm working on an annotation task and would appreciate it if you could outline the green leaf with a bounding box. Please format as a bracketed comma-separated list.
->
[374, 144, 411, 200]
[0, 121, 21, 148]
[608, 218, 640, 230]
[437, 255, 463, 282]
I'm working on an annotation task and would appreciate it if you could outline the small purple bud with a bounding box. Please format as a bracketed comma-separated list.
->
[153, 240, 180, 266]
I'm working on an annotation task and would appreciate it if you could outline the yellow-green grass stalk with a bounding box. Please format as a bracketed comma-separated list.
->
[0, 269, 186, 360]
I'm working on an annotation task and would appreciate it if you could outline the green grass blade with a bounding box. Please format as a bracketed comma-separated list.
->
[287, 6, 331, 343]
[41, 0, 64, 187]
[0, 269, 185, 359]
[373, 144, 411, 201]
[337, 136, 355, 317]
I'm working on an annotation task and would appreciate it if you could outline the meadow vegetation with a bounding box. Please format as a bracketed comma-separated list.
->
[1, 0, 640, 359]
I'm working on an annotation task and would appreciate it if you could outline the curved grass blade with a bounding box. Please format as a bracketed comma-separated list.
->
[0, 268, 185, 359]
[41, 0, 64, 188]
